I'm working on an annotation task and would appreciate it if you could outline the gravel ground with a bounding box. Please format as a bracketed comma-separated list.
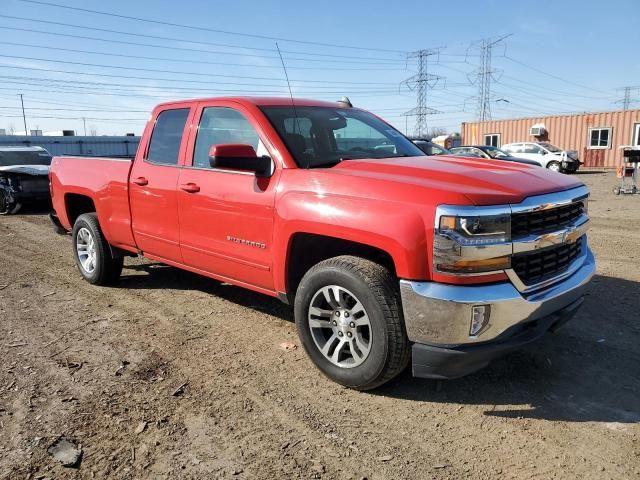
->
[0, 172, 639, 479]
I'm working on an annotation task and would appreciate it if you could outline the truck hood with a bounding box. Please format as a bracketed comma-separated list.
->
[331, 155, 583, 205]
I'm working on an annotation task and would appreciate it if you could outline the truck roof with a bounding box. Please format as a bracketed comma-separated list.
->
[154, 96, 348, 110]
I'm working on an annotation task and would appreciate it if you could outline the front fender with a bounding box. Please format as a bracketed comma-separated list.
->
[272, 191, 431, 293]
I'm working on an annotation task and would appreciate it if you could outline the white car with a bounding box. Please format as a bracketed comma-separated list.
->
[501, 142, 580, 173]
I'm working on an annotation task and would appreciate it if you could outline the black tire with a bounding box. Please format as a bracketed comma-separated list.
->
[546, 161, 561, 173]
[294, 255, 410, 390]
[0, 188, 18, 215]
[71, 213, 123, 285]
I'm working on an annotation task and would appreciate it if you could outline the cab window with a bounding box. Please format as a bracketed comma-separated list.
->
[193, 107, 263, 169]
[147, 108, 190, 165]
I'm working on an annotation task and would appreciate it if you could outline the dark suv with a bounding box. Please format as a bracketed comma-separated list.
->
[0, 146, 52, 214]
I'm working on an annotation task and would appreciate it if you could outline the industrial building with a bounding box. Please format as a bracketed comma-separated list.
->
[0, 135, 140, 158]
[461, 108, 640, 168]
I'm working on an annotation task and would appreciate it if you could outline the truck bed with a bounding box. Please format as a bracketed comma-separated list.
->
[49, 155, 137, 251]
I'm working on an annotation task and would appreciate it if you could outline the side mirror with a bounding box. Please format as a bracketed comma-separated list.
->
[209, 144, 271, 177]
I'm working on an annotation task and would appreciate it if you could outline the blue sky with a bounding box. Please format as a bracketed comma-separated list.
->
[0, 0, 638, 136]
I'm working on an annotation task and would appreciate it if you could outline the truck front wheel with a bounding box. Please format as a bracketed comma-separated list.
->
[72, 213, 123, 285]
[294, 256, 410, 390]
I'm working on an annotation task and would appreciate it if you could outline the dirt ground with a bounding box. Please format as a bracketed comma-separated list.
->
[0, 172, 639, 479]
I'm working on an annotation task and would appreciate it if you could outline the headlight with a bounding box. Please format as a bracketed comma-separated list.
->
[438, 214, 510, 244]
[434, 212, 511, 275]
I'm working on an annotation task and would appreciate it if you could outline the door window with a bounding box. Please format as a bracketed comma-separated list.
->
[147, 108, 190, 165]
[193, 107, 263, 169]
[522, 144, 544, 154]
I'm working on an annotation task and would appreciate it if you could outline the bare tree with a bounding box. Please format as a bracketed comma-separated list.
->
[427, 127, 448, 139]
[90, 127, 98, 136]
[8, 123, 15, 135]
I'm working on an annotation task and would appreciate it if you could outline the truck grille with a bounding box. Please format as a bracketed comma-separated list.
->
[512, 240, 582, 286]
[511, 202, 584, 237]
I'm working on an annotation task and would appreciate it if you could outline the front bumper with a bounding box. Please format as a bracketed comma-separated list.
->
[411, 297, 583, 379]
[400, 246, 595, 379]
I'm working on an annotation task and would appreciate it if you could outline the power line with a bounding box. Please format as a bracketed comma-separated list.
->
[0, 75, 405, 96]
[15, 0, 407, 54]
[400, 49, 444, 137]
[0, 38, 404, 69]
[0, 20, 405, 66]
[0, 55, 404, 86]
[503, 56, 609, 95]
[0, 24, 400, 71]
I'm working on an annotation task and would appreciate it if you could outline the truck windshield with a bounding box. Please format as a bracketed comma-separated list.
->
[538, 142, 562, 153]
[260, 106, 425, 168]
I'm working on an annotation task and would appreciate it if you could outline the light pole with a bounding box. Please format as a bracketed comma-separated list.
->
[18, 94, 27, 135]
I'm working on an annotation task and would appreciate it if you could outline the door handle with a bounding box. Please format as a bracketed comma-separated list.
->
[180, 183, 200, 193]
[133, 177, 148, 186]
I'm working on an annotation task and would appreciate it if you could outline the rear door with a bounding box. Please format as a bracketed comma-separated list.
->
[129, 105, 193, 262]
[177, 102, 279, 291]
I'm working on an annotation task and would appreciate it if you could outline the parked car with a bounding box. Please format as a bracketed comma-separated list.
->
[411, 139, 451, 156]
[49, 97, 594, 390]
[0, 146, 52, 214]
[449, 145, 541, 167]
[501, 142, 581, 173]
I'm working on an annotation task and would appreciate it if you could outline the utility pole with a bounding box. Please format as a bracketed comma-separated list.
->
[82, 117, 87, 136]
[615, 86, 640, 110]
[18, 93, 27, 135]
[401, 49, 444, 138]
[469, 34, 512, 122]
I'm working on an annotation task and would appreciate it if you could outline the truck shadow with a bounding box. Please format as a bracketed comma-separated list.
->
[119, 262, 294, 321]
[118, 264, 639, 424]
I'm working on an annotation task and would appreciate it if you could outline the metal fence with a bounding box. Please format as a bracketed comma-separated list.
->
[0, 136, 140, 158]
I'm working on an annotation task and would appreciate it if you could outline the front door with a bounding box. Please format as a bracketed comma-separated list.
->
[177, 103, 278, 291]
[130, 106, 192, 262]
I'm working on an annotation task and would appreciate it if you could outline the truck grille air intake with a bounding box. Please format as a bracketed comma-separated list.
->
[512, 240, 582, 286]
[511, 202, 584, 237]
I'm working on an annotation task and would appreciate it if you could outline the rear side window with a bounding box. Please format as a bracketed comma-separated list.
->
[147, 108, 189, 165]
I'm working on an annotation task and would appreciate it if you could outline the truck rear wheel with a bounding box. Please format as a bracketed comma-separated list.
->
[294, 256, 410, 390]
[72, 213, 123, 285]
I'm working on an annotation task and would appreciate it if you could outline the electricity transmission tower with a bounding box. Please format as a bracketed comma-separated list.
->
[401, 49, 443, 138]
[469, 34, 512, 122]
[615, 86, 640, 110]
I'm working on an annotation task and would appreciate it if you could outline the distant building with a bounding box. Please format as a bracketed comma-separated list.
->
[13, 129, 76, 136]
[0, 135, 140, 157]
[461, 108, 640, 168]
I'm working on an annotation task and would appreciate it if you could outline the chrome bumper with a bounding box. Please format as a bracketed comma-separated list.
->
[400, 245, 595, 347]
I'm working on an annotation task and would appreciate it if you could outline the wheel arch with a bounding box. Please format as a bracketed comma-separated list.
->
[282, 232, 399, 304]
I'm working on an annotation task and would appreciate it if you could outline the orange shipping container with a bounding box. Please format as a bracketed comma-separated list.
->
[461, 109, 640, 168]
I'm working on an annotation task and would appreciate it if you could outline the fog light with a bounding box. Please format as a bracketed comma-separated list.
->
[470, 305, 491, 337]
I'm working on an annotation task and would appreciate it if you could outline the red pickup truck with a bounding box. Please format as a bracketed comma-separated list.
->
[49, 97, 595, 390]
